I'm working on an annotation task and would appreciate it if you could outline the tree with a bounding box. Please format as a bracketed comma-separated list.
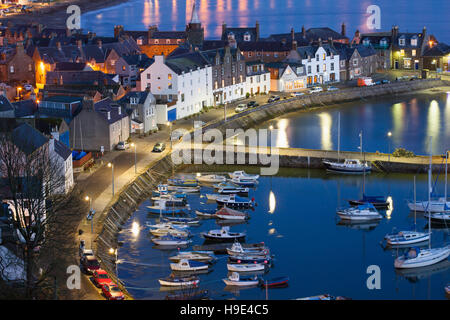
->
[0, 124, 84, 299]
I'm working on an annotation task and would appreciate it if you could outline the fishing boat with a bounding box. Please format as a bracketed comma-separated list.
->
[162, 216, 200, 225]
[231, 177, 259, 187]
[151, 235, 191, 246]
[202, 226, 246, 242]
[384, 231, 431, 246]
[151, 195, 187, 206]
[228, 171, 260, 180]
[167, 186, 200, 193]
[213, 182, 238, 189]
[147, 205, 188, 215]
[196, 174, 226, 184]
[150, 227, 190, 238]
[158, 275, 199, 287]
[323, 159, 372, 174]
[226, 242, 269, 256]
[227, 263, 266, 272]
[170, 259, 209, 272]
[259, 276, 289, 288]
[348, 195, 390, 209]
[216, 195, 255, 208]
[394, 139, 450, 269]
[167, 178, 198, 187]
[228, 254, 271, 265]
[215, 207, 249, 221]
[337, 203, 382, 221]
[195, 209, 217, 218]
[217, 185, 249, 195]
[169, 252, 216, 263]
[223, 272, 259, 287]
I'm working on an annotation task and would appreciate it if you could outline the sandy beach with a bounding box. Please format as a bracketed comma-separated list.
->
[0, 0, 128, 29]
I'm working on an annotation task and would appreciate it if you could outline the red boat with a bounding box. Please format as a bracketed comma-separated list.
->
[259, 276, 289, 288]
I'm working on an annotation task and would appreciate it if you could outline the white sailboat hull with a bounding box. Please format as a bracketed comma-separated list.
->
[407, 200, 450, 213]
[394, 247, 450, 269]
[223, 279, 260, 286]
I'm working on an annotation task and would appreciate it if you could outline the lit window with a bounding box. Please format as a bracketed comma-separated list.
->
[168, 74, 172, 80]
[412, 49, 416, 57]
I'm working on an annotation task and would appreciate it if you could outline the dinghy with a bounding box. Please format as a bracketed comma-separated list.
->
[202, 226, 246, 242]
[227, 263, 265, 273]
[147, 222, 189, 230]
[150, 227, 190, 238]
[170, 259, 209, 272]
[216, 195, 255, 208]
[195, 209, 217, 218]
[336, 203, 382, 221]
[196, 174, 226, 184]
[147, 205, 187, 215]
[158, 275, 199, 287]
[151, 235, 191, 246]
[162, 216, 200, 225]
[259, 276, 289, 288]
[223, 272, 259, 287]
[228, 171, 260, 180]
[215, 207, 249, 221]
[384, 231, 430, 246]
[169, 252, 216, 263]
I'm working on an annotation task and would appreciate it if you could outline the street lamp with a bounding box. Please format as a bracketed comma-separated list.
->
[107, 162, 114, 196]
[269, 125, 274, 154]
[85, 196, 94, 249]
[130, 143, 137, 174]
[387, 131, 392, 162]
[167, 121, 172, 150]
[109, 247, 118, 275]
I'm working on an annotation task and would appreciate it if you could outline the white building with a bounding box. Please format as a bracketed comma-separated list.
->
[140, 53, 214, 121]
[245, 61, 271, 95]
[264, 62, 305, 92]
[286, 44, 340, 86]
[49, 137, 74, 195]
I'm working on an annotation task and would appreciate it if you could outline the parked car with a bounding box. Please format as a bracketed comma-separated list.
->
[116, 141, 129, 150]
[327, 86, 339, 91]
[247, 101, 257, 108]
[152, 142, 166, 152]
[381, 79, 391, 84]
[80, 255, 101, 274]
[267, 95, 280, 103]
[235, 104, 248, 113]
[93, 269, 113, 288]
[374, 80, 382, 85]
[101, 283, 125, 300]
[291, 92, 305, 97]
[309, 86, 323, 93]
[80, 249, 94, 259]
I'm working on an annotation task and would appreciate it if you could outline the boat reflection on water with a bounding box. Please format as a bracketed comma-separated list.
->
[216, 219, 249, 227]
[171, 269, 212, 277]
[395, 260, 450, 283]
[336, 219, 380, 231]
[223, 285, 259, 296]
[383, 239, 429, 251]
[152, 244, 190, 251]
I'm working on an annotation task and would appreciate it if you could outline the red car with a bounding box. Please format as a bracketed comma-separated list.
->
[92, 269, 113, 288]
[81, 255, 101, 274]
[101, 283, 125, 300]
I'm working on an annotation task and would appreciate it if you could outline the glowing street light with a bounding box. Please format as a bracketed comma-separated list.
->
[387, 131, 392, 162]
[108, 162, 114, 196]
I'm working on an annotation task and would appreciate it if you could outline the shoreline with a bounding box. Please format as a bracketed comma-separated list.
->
[0, 0, 129, 29]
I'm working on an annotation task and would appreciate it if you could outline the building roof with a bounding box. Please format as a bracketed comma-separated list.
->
[0, 95, 14, 113]
[222, 27, 258, 42]
[42, 96, 83, 103]
[201, 47, 243, 64]
[165, 51, 211, 74]
[94, 98, 128, 124]
[121, 54, 153, 69]
[237, 41, 293, 52]
[269, 27, 347, 44]
[118, 91, 153, 106]
[46, 70, 118, 86]
[422, 43, 450, 57]
[53, 138, 71, 160]
[11, 123, 48, 155]
[54, 62, 89, 71]
[11, 99, 38, 118]
[151, 31, 186, 40]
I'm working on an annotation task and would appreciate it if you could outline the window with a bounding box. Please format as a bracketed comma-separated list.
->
[9, 65, 14, 73]
[154, 39, 159, 44]
[331, 63, 334, 71]
[28, 64, 32, 72]
[214, 70, 218, 77]
[122, 66, 126, 71]
[222, 80, 225, 87]
[221, 68, 224, 76]
[181, 94, 184, 102]
[316, 65, 319, 72]
[274, 53, 278, 58]
[216, 57, 220, 65]
[323, 64, 326, 72]
[411, 38, 418, 46]
[412, 49, 416, 57]
[240, 75, 243, 83]
[232, 65, 235, 73]
[248, 52, 252, 57]
[399, 38, 405, 46]
[323, 53, 326, 60]
[263, 74, 266, 81]
[232, 77, 236, 85]
[316, 54, 319, 61]
[215, 81, 218, 89]
[353, 59, 358, 66]
[147, 74, 151, 79]
[308, 66, 311, 74]
[166, 39, 170, 44]
[168, 74, 172, 80]
[168, 83, 172, 89]
[226, 57, 230, 63]
[240, 64, 243, 72]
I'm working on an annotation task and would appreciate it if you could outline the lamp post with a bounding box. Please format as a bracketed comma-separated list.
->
[387, 131, 392, 162]
[224, 102, 227, 122]
[167, 121, 172, 150]
[131, 143, 137, 174]
[109, 247, 118, 275]
[85, 196, 93, 249]
[108, 162, 114, 196]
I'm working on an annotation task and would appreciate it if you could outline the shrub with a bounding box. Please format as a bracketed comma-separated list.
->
[246, 93, 250, 99]
[392, 148, 415, 158]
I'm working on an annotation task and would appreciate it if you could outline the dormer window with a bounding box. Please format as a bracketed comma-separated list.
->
[411, 36, 418, 46]
[399, 37, 405, 46]
[227, 32, 235, 41]
[363, 38, 370, 46]
[243, 32, 251, 42]
[380, 39, 387, 46]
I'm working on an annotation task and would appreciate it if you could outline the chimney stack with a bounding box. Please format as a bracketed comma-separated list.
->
[302, 25, 306, 38]
[255, 21, 260, 41]
[318, 38, 322, 47]
[97, 39, 102, 49]
[56, 41, 62, 51]
[291, 27, 295, 42]
[341, 22, 346, 37]
[222, 22, 227, 38]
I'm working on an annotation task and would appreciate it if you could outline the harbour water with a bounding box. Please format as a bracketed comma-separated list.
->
[117, 168, 449, 300]
[82, 0, 450, 43]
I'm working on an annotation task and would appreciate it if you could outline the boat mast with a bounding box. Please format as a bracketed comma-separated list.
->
[337, 112, 341, 161]
[445, 151, 448, 202]
[428, 137, 432, 249]
[413, 175, 416, 231]
[359, 130, 363, 158]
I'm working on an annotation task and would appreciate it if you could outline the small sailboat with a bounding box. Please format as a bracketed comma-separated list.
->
[147, 222, 189, 230]
[170, 259, 209, 272]
[158, 275, 199, 287]
[385, 231, 430, 246]
[424, 210, 450, 224]
[216, 194, 255, 208]
[215, 207, 249, 221]
[150, 227, 190, 238]
[228, 171, 259, 180]
[323, 159, 372, 174]
[394, 138, 450, 269]
[348, 195, 389, 209]
[227, 263, 266, 273]
[196, 174, 226, 184]
[202, 226, 246, 242]
[223, 272, 259, 287]
[337, 203, 382, 221]
[167, 178, 198, 187]
[151, 235, 191, 246]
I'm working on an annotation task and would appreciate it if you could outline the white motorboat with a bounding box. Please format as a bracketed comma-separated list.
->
[158, 275, 199, 287]
[147, 222, 189, 230]
[150, 227, 189, 238]
[231, 177, 259, 187]
[223, 272, 259, 287]
[169, 252, 216, 263]
[216, 194, 254, 208]
[384, 231, 431, 246]
[170, 259, 209, 272]
[323, 159, 372, 174]
[218, 186, 249, 195]
[228, 171, 259, 180]
[336, 203, 382, 221]
[226, 242, 269, 256]
[215, 207, 249, 221]
[151, 235, 191, 246]
[394, 246, 450, 269]
[205, 194, 221, 201]
[196, 174, 226, 184]
[162, 217, 200, 225]
[202, 226, 246, 242]
[227, 263, 266, 272]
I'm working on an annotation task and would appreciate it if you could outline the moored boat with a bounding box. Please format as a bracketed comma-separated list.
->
[196, 174, 226, 184]
[348, 195, 389, 209]
[227, 263, 265, 273]
[158, 275, 199, 287]
[147, 205, 188, 215]
[223, 272, 259, 287]
[170, 259, 209, 272]
[218, 186, 249, 195]
[150, 227, 190, 238]
[215, 207, 249, 221]
[169, 252, 216, 263]
[151, 235, 191, 246]
[167, 186, 200, 193]
[323, 159, 372, 174]
[259, 276, 289, 288]
[394, 246, 450, 269]
[202, 226, 246, 242]
[384, 231, 430, 246]
[226, 242, 269, 256]
[216, 195, 255, 208]
[424, 211, 450, 224]
[337, 203, 382, 221]
[407, 198, 450, 213]
[167, 178, 198, 187]
[162, 216, 200, 225]
[195, 209, 217, 218]
[228, 171, 260, 180]
[231, 177, 259, 187]
[228, 254, 271, 265]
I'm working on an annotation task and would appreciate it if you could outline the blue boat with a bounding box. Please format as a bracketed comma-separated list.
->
[348, 194, 389, 209]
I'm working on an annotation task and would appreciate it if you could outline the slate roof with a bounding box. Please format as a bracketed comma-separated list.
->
[222, 27, 258, 42]
[46, 70, 117, 86]
[164, 52, 211, 74]
[122, 54, 154, 69]
[54, 62, 88, 71]
[422, 43, 450, 57]
[0, 95, 14, 113]
[265, 61, 305, 77]
[94, 98, 128, 124]
[295, 44, 339, 59]
[53, 138, 71, 160]
[151, 31, 186, 39]
[11, 100, 38, 118]
[237, 41, 293, 52]
[201, 47, 243, 64]
[11, 123, 48, 155]
[118, 91, 152, 105]
[201, 40, 229, 51]
[269, 27, 347, 44]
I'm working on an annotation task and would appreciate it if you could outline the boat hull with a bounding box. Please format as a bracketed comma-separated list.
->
[323, 161, 372, 174]
[203, 234, 246, 242]
[227, 264, 265, 272]
[394, 248, 450, 269]
[158, 279, 199, 287]
[223, 279, 259, 287]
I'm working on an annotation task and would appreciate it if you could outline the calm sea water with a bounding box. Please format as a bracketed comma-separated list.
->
[117, 168, 449, 300]
[248, 92, 450, 156]
[81, 0, 450, 43]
